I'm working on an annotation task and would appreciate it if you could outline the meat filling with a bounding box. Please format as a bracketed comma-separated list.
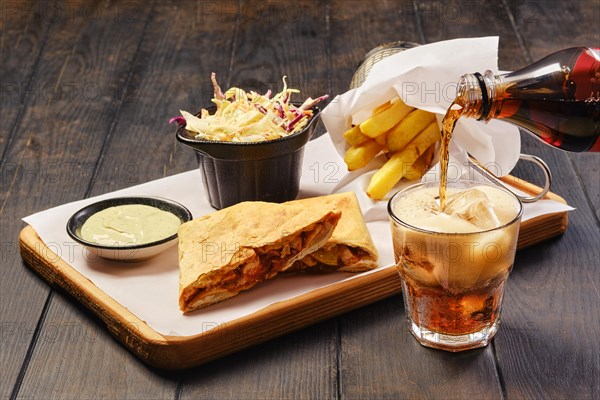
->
[186, 221, 333, 305]
[304, 245, 372, 268]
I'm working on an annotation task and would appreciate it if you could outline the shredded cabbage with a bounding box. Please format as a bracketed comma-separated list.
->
[174, 73, 328, 142]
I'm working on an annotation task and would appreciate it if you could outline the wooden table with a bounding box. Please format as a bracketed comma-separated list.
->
[2, 1, 599, 398]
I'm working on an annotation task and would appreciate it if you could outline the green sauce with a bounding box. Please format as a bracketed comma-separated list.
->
[80, 204, 181, 246]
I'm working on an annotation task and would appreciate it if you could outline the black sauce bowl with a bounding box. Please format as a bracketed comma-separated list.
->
[66, 196, 193, 262]
[176, 106, 320, 209]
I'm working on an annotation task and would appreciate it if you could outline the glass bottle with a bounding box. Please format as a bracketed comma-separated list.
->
[456, 47, 599, 152]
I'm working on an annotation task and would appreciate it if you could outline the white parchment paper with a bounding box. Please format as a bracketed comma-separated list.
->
[321, 36, 522, 184]
[22, 38, 575, 336]
[23, 134, 573, 337]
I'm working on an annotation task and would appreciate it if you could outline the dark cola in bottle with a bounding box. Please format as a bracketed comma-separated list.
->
[451, 47, 600, 152]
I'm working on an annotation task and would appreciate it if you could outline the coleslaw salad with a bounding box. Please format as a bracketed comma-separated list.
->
[170, 73, 328, 142]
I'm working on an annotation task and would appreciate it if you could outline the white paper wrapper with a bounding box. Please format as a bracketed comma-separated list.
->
[19, 38, 574, 338]
[22, 134, 573, 337]
[321, 36, 522, 186]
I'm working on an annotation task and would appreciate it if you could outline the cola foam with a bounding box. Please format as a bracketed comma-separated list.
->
[390, 184, 522, 336]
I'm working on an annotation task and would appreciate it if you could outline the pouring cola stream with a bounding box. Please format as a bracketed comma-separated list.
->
[349, 40, 553, 203]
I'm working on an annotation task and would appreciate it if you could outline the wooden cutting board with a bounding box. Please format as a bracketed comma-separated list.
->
[19, 177, 568, 369]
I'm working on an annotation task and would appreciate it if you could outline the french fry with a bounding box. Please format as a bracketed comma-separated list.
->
[344, 140, 383, 171]
[409, 121, 441, 152]
[372, 100, 392, 115]
[367, 147, 419, 200]
[366, 121, 441, 199]
[343, 102, 394, 147]
[374, 132, 389, 146]
[359, 100, 414, 138]
[343, 125, 370, 147]
[403, 143, 436, 181]
[386, 109, 437, 152]
[341, 99, 441, 197]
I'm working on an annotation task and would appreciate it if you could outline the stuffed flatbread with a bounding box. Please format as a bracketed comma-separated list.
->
[290, 192, 378, 272]
[178, 201, 341, 313]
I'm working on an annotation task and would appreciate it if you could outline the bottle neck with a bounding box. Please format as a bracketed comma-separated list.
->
[457, 71, 503, 121]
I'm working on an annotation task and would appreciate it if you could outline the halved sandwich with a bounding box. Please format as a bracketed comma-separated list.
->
[178, 201, 341, 313]
[289, 192, 378, 272]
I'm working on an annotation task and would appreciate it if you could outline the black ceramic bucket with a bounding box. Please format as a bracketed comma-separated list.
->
[176, 107, 320, 209]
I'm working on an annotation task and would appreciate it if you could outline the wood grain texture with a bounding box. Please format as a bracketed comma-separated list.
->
[19, 225, 401, 369]
[7, 1, 219, 398]
[4, 0, 599, 398]
[494, 1, 600, 398]
[325, 5, 436, 398]
[179, 0, 339, 397]
[504, 0, 600, 62]
[15, 176, 568, 369]
[332, 2, 518, 398]
[227, 0, 330, 94]
[179, 321, 339, 400]
[14, 0, 337, 397]
[570, 153, 600, 222]
[415, 0, 526, 70]
[17, 291, 178, 400]
[86, 0, 238, 195]
[0, 0, 52, 162]
[496, 142, 600, 400]
[340, 297, 503, 399]
[329, 0, 422, 95]
[0, 1, 154, 399]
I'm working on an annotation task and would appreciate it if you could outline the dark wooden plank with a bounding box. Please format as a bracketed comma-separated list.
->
[14, 0, 237, 393]
[495, 143, 600, 400]
[415, 0, 527, 70]
[0, 1, 51, 398]
[504, 0, 600, 63]
[0, 1, 105, 396]
[85, 0, 239, 188]
[329, 0, 423, 95]
[4, 1, 597, 399]
[0, 1, 157, 399]
[503, 0, 600, 224]
[339, 297, 503, 399]
[571, 153, 600, 221]
[0, 0, 51, 163]
[224, 0, 330, 99]
[18, 0, 335, 398]
[18, 291, 177, 399]
[179, 321, 338, 400]
[330, 1, 515, 397]
[7, 0, 232, 398]
[492, 1, 600, 399]
[175, 1, 337, 397]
